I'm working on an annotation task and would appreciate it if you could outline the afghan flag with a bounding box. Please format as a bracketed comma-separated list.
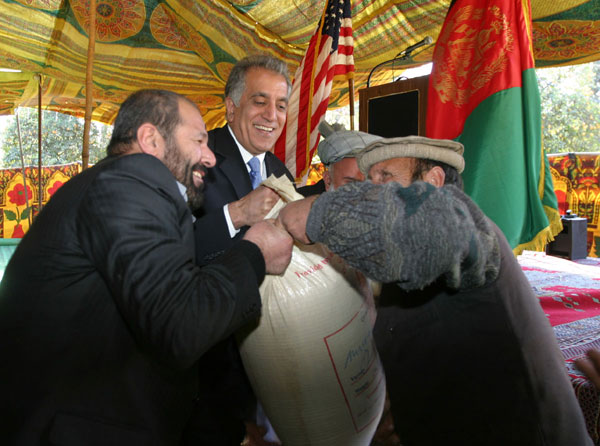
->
[426, 0, 561, 254]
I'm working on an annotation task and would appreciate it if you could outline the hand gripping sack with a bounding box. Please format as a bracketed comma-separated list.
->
[237, 176, 386, 446]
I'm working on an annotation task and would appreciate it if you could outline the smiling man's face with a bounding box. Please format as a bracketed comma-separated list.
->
[162, 99, 215, 210]
[225, 67, 289, 155]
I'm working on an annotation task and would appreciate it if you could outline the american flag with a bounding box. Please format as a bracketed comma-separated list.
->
[274, 0, 354, 181]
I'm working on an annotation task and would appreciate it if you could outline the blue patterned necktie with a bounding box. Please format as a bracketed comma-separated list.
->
[248, 156, 262, 189]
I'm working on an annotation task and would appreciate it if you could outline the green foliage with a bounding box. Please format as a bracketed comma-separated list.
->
[21, 206, 31, 220]
[3, 210, 16, 221]
[537, 61, 600, 154]
[0, 108, 112, 167]
[3, 207, 30, 223]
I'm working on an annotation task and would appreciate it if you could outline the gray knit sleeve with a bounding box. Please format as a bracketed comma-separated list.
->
[305, 181, 500, 291]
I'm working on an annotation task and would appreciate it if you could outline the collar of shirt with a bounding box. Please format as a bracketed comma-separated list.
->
[227, 124, 266, 179]
[176, 180, 195, 222]
[176, 180, 188, 202]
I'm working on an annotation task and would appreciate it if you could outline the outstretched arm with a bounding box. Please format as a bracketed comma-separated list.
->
[279, 181, 500, 291]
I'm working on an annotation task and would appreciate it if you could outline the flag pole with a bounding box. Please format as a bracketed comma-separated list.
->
[348, 77, 355, 130]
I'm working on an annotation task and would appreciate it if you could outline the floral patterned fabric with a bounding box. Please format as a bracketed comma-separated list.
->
[548, 152, 600, 257]
[0, 163, 81, 238]
[0, 0, 599, 127]
[519, 251, 600, 444]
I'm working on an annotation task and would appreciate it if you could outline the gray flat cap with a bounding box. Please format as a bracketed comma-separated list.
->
[357, 135, 465, 174]
[317, 121, 382, 165]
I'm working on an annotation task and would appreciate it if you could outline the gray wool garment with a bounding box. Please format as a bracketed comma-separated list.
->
[306, 181, 501, 291]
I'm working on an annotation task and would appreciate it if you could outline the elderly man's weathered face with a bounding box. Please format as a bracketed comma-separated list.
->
[324, 157, 365, 191]
[225, 67, 288, 155]
[368, 157, 416, 186]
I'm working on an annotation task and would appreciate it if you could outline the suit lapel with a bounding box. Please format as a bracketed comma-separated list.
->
[212, 126, 253, 199]
[265, 152, 294, 184]
[264, 153, 279, 177]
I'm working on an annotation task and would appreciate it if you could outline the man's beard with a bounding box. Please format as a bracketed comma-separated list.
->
[163, 138, 206, 212]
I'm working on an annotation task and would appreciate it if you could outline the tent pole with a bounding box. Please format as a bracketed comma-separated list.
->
[348, 78, 355, 130]
[15, 110, 32, 227]
[36, 74, 42, 213]
[82, 0, 97, 170]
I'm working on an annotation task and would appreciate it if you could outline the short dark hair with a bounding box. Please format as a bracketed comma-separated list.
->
[412, 158, 464, 189]
[106, 89, 192, 156]
[225, 55, 292, 106]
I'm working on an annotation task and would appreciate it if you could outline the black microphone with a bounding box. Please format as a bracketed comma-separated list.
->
[396, 36, 433, 58]
[366, 36, 433, 88]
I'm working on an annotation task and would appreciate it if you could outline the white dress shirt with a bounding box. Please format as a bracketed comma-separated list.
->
[223, 125, 266, 238]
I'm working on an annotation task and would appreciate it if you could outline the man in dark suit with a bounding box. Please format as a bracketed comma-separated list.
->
[194, 55, 294, 265]
[0, 89, 293, 446]
[190, 55, 295, 446]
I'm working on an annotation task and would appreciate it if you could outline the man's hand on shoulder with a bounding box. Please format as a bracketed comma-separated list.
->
[229, 186, 280, 229]
[243, 219, 293, 275]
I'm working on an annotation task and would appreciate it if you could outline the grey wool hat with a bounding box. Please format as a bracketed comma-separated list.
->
[357, 135, 465, 175]
[317, 121, 382, 165]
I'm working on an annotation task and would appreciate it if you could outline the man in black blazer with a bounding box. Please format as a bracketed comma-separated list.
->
[194, 55, 294, 265]
[190, 55, 294, 446]
[0, 89, 293, 446]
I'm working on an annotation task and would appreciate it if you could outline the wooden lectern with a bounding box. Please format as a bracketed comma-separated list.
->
[359, 75, 430, 137]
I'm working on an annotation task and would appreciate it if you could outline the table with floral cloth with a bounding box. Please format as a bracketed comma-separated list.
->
[519, 251, 600, 444]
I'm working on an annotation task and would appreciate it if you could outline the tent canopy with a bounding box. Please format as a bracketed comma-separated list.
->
[0, 0, 599, 129]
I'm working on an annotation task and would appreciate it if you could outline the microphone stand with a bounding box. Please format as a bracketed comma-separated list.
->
[366, 44, 430, 88]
